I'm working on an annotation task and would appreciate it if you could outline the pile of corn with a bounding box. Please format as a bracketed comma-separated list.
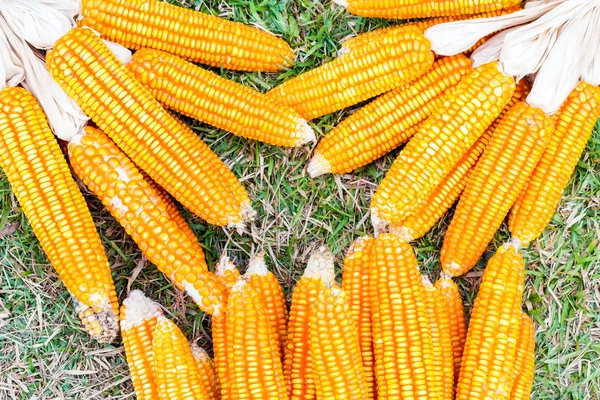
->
[0, 0, 599, 398]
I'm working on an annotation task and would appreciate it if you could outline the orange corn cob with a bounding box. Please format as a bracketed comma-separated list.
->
[392, 79, 530, 241]
[456, 244, 525, 400]
[434, 276, 467, 383]
[309, 285, 368, 399]
[153, 316, 211, 400]
[191, 344, 221, 400]
[120, 290, 163, 400]
[266, 26, 434, 120]
[341, 236, 376, 399]
[441, 102, 554, 276]
[284, 248, 335, 400]
[422, 277, 454, 399]
[308, 55, 472, 177]
[337, 0, 521, 19]
[510, 313, 536, 400]
[0, 87, 118, 342]
[244, 254, 288, 357]
[509, 82, 600, 245]
[80, 0, 294, 72]
[226, 279, 288, 399]
[370, 233, 440, 400]
[68, 126, 226, 316]
[370, 62, 515, 231]
[47, 27, 253, 229]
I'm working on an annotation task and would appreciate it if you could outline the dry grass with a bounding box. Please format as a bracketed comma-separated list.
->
[1, 0, 599, 398]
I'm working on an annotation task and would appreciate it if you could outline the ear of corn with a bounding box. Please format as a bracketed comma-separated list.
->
[120, 290, 163, 400]
[509, 82, 600, 245]
[191, 344, 222, 400]
[422, 277, 454, 399]
[225, 279, 288, 399]
[309, 285, 368, 399]
[0, 87, 118, 342]
[370, 233, 440, 400]
[510, 313, 536, 400]
[456, 244, 525, 400]
[244, 254, 289, 357]
[392, 79, 530, 241]
[127, 49, 314, 147]
[433, 276, 467, 383]
[266, 26, 434, 121]
[308, 55, 472, 177]
[80, 0, 294, 72]
[152, 316, 211, 400]
[341, 236, 376, 399]
[47, 27, 253, 229]
[441, 102, 554, 277]
[338, 0, 521, 19]
[284, 248, 335, 400]
[371, 62, 515, 231]
[68, 126, 227, 316]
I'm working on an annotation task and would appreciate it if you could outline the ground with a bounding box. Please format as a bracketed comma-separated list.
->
[0, 0, 599, 398]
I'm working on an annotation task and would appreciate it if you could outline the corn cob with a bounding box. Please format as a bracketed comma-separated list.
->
[370, 233, 440, 400]
[371, 62, 515, 231]
[433, 276, 467, 383]
[422, 277, 454, 400]
[226, 279, 288, 399]
[140, 172, 197, 243]
[441, 102, 554, 276]
[392, 79, 530, 241]
[120, 290, 163, 400]
[510, 313, 536, 400]
[266, 26, 434, 121]
[309, 285, 368, 399]
[80, 0, 294, 72]
[308, 55, 471, 177]
[456, 244, 525, 400]
[128, 49, 313, 147]
[191, 344, 221, 400]
[216, 255, 241, 292]
[47, 27, 253, 229]
[340, 7, 521, 56]
[284, 248, 335, 400]
[509, 82, 600, 245]
[153, 316, 211, 400]
[0, 87, 118, 342]
[341, 236, 375, 399]
[336, 0, 521, 19]
[68, 126, 226, 316]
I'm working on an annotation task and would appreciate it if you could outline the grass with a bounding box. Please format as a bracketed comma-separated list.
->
[0, 0, 599, 398]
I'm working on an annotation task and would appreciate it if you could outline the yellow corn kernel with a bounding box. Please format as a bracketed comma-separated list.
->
[69, 126, 226, 316]
[80, 0, 294, 72]
[191, 344, 221, 400]
[341, 236, 376, 399]
[47, 27, 253, 229]
[266, 26, 434, 120]
[510, 313, 536, 400]
[370, 233, 440, 400]
[308, 55, 472, 177]
[309, 285, 368, 399]
[441, 102, 554, 276]
[509, 82, 600, 245]
[456, 244, 525, 400]
[370, 62, 515, 231]
[0, 87, 118, 342]
[120, 290, 163, 400]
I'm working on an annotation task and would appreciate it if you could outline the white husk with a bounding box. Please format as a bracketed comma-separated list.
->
[120, 290, 163, 331]
[0, 15, 24, 89]
[470, 27, 516, 68]
[424, 0, 566, 56]
[102, 39, 133, 65]
[581, 8, 600, 85]
[0, 0, 80, 49]
[245, 252, 269, 277]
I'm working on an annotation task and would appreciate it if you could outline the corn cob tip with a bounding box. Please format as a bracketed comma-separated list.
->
[245, 252, 269, 277]
[73, 297, 119, 343]
[345, 235, 372, 260]
[507, 237, 523, 250]
[190, 343, 211, 362]
[435, 273, 455, 286]
[333, 0, 349, 6]
[443, 261, 463, 277]
[184, 281, 223, 318]
[230, 277, 247, 292]
[120, 290, 163, 331]
[307, 150, 332, 177]
[370, 209, 390, 235]
[216, 255, 236, 277]
[389, 225, 415, 242]
[230, 202, 257, 233]
[337, 45, 350, 57]
[421, 275, 434, 287]
[303, 246, 335, 284]
[297, 119, 316, 145]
